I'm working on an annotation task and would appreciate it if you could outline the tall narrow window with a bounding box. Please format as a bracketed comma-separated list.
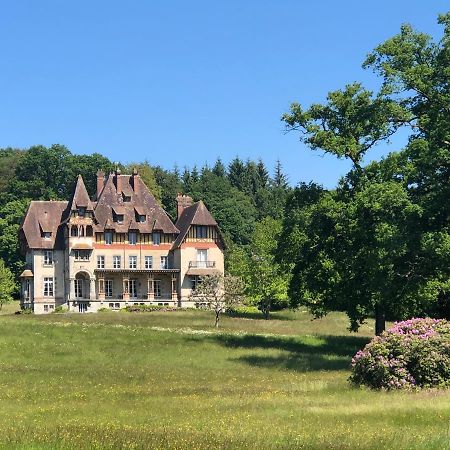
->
[129, 231, 137, 245]
[105, 279, 113, 298]
[152, 232, 161, 245]
[43, 278, 54, 297]
[97, 255, 105, 269]
[43, 250, 53, 265]
[105, 231, 113, 245]
[197, 249, 207, 268]
[160, 256, 168, 269]
[129, 279, 137, 298]
[154, 280, 161, 298]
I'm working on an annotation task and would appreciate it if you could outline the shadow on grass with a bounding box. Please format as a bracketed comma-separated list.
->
[212, 333, 370, 372]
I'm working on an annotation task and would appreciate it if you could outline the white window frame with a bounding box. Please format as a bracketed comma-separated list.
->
[113, 255, 121, 269]
[129, 255, 137, 269]
[144, 255, 153, 269]
[43, 250, 53, 266]
[160, 256, 168, 269]
[43, 277, 54, 297]
[97, 255, 105, 269]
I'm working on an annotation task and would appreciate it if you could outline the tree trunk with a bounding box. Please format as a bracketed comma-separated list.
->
[375, 304, 385, 336]
[215, 311, 220, 328]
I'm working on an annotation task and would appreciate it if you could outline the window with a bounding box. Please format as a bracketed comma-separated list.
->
[78, 207, 86, 217]
[49, 304, 54, 310]
[43, 250, 53, 265]
[42, 232, 52, 240]
[195, 225, 208, 238]
[105, 279, 113, 298]
[154, 280, 161, 298]
[71, 226, 78, 237]
[139, 215, 146, 223]
[74, 250, 90, 261]
[153, 232, 161, 245]
[144, 256, 153, 269]
[160, 256, 168, 269]
[190, 275, 200, 290]
[129, 279, 137, 298]
[74, 279, 83, 298]
[44, 304, 49, 312]
[86, 226, 93, 237]
[113, 255, 121, 269]
[43, 278, 54, 297]
[129, 231, 137, 245]
[123, 195, 131, 202]
[129, 255, 137, 269]
[197, 249, 208, 268]
[105, 231, 113, 245]
[116, 214, 124, 223]
[97, 255, 105, 269]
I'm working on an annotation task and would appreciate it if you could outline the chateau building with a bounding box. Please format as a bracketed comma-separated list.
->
[19, 169, 224, 313]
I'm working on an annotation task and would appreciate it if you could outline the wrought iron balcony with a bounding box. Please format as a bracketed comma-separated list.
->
[188, 260, 216, 269]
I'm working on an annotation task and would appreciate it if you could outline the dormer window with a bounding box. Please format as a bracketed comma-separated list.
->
[139, 215, 146, 223]
[78, 207, 86, 217]
[153, 232, 161, 245]
[116, 215, 124, 224]
[123, 195, 131, 202]
[42, 232, 52, 240]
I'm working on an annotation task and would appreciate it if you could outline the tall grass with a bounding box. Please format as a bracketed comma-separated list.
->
[0, 306, 449, 449]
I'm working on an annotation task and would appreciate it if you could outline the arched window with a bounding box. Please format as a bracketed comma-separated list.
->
[86, 225, 93, 237]
[79, 226, 85, 237]
[71, 226, 78, 237]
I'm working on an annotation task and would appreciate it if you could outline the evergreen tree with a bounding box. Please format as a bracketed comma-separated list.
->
[212, 158, 226, 177]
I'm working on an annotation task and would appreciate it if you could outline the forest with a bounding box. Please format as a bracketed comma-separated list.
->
[0, 14, 449, 333]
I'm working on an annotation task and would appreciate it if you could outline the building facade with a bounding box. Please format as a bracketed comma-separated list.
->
[19, 169, 224, 313]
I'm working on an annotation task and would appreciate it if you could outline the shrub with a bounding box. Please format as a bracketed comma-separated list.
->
[125, 305, 178, 313]
[350, 318, 450, 390]
[53, 306, 65, 313]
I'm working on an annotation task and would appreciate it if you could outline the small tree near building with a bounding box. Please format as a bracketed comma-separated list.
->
[189, 273, 244, 327]
[0, 259, 15, 310]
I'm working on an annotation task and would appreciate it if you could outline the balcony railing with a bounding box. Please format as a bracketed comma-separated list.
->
[188, 261, 216, 269]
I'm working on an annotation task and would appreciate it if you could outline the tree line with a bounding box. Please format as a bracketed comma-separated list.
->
[0, 14, 448, 334]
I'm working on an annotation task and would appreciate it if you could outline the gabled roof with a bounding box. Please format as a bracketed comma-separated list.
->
[20, 201, 68, 250]
[172, 201, 218, 248]
[94, 174, 179, 234]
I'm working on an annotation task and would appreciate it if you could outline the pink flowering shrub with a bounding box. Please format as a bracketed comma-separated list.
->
[350, 318, 450, 389]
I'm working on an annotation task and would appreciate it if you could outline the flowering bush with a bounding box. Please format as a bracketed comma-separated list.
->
[350, 318, 450, 389]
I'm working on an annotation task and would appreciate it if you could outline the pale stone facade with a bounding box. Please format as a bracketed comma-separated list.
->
[19, 170, 224, 314]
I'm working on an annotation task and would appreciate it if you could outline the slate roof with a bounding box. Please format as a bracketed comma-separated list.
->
[93, 174, 179, 234]
[20, 201, 68, 249]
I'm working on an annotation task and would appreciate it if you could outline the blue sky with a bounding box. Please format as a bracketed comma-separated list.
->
[1, 1, 447, 187]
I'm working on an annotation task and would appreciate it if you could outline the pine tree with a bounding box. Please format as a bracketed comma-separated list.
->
[212, 158, 226, 177]
[273, 159, 289, 188]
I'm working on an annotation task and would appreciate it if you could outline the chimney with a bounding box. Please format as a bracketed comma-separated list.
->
[115, 168, 122, 195]
[96, 170, 105, 199]
[132, 168, 139, 196]
[176, 193, 193, 219]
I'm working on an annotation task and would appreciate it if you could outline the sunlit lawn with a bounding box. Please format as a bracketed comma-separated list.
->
[0, 302, 449, 449]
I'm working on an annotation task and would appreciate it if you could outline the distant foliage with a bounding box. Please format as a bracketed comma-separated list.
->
[350, 318, 450, 389]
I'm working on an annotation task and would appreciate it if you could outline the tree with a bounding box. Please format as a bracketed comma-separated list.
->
[189, 273, 244, 327]
[281, 14, 450, 333]
[0, 259, 15, 310]
[212, 158, 226, 178]
[247, 218, 290, 318]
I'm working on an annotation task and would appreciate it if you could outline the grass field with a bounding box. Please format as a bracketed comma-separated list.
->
[1, 302, 450, 449]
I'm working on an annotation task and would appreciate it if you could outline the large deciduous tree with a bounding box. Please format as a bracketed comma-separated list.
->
[281, 14, 450, 334]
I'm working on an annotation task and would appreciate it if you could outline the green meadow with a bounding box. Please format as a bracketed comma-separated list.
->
[1, 303, 450, 449]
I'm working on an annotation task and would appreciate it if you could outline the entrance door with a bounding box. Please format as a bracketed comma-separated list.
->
[129, 279, 137, 298]
[74, 279, 83, 298]
[78, 302, 88, 313]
